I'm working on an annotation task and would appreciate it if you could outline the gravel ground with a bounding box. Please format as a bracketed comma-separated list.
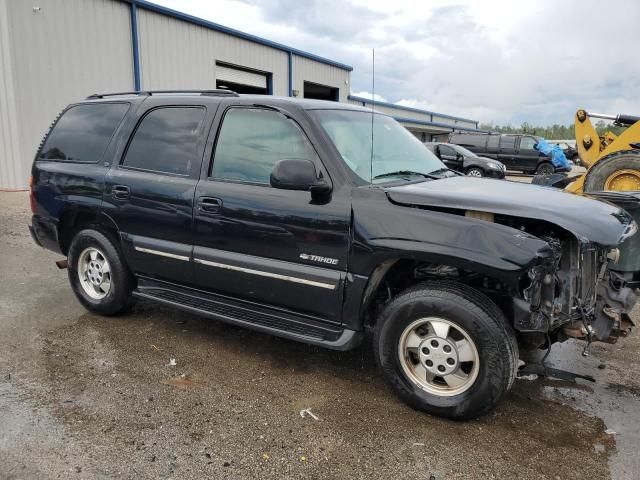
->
[1, 191, 639, 479]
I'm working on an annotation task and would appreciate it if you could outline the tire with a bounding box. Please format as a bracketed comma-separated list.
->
[583, 150, 640, 192]
[535, 162, 554, 176]
[465, 167, 484, 177]
[67, 229, 135, 316]
[374, 281, 518, 420]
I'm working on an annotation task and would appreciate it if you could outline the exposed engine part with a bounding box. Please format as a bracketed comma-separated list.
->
[414, 264, 459, 278]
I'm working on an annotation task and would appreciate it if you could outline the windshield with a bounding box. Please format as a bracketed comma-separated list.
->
[450, 144, 478, 158]
[312, 109, 445, 183]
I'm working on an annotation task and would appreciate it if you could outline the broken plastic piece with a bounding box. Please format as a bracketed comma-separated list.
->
[167, 358, 176, 366]
[299, 408, 319, 420]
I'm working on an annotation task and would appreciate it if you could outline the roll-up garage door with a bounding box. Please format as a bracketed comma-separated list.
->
[216, 65, 267, 89]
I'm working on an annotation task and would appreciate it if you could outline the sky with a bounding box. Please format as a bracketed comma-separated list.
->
[153, 0, 640, 126]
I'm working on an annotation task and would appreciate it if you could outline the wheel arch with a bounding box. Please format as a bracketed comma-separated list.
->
[356, 252, 526, 331]
[58, 207, 121, 255]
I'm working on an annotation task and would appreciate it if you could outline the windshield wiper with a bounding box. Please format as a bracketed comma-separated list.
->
[373, 170, 439, 180]
[428, 167, 462, 177]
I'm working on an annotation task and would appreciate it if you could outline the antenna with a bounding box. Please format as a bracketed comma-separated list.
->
[370, 48, 375, 185]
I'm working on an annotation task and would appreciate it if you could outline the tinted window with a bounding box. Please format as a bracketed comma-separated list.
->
[39, 103, 129, 162]
[520, 137, 537, 150]
[122, 107, 205, 176]
[500, 136, 516, 149]
[451, 134, 485, 148]
[212, 108, 318, 184]
[486, 135, 500, 150]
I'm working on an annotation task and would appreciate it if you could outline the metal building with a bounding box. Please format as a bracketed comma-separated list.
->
[0, 0, 478, 189]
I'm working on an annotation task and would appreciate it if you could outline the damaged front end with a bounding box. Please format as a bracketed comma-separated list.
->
[514, 230, 637, 353]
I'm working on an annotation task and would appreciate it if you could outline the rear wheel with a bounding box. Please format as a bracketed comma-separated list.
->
[67, 229, 135, 315]
[374, 281, 518, 420]
[466, 167, 484, 177]
[583, 150, 640, 191]
[535, 162, 554, 176]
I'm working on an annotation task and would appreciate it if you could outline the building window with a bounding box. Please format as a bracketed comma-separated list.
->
[303, 81, 339, 101]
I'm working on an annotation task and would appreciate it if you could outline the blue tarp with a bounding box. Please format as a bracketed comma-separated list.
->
[534, 138, 571, 169]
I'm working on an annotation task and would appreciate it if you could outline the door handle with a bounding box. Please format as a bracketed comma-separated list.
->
[198, 196, 222, 213]
[112, 185, 130, 200]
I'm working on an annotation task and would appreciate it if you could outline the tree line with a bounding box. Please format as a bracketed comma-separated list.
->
[477, 120, 626, 140]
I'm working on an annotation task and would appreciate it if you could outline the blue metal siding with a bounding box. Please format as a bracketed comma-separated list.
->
[130, 0, 141, 90]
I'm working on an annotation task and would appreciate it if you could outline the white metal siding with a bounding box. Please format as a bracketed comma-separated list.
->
[348, 99, 477, 131]
[0, 0, 22, 189]
[216, 65, 267, 89]
[293, 55, 350, 102]
[137, 9, 288, 95]
[2, 0, 133, 189]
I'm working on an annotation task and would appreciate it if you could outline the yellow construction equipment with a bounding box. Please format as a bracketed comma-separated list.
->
[559, 109, 640, 286]
[566, 109, 640, 193]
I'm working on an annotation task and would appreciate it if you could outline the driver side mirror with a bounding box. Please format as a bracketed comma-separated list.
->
[270, 159, 332, 195]
[456, 153, 464, 160]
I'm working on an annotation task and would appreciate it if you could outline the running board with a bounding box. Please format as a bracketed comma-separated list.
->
[133, 278, 362, 351]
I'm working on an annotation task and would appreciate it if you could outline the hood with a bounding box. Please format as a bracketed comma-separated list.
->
[385, 177, 636, 246]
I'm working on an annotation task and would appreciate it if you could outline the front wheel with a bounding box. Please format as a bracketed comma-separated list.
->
[67, 229, 135, 316]
[535, 162, 555, 176]
[466, 167, 484, 177]
[374, 281, 518, 420]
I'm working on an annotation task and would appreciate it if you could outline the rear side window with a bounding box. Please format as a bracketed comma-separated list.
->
[211, 108, 318, 184]
[500, 136, 516, 149]
[451, 134, 485, 148]
[39, 103, 129, 163]
[486, 135, 500, 150]
[122, 107, 205, 176]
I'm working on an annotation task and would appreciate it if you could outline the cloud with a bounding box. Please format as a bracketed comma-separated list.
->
[153, 0, 640, 125]
[352, 91, 388, 102]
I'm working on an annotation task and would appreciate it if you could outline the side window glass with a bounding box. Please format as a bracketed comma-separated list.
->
[520, 137, 537, 150]
[212, 108, 318, 184]
[122, 107, 205, 176]
[500, 136, 516, 150]
[486, 135, 500, 150]
[39, 103, 129, 163]
[439, 146, 456, 157]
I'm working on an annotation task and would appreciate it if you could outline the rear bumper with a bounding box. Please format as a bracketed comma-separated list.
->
[30, 215, 62, 254]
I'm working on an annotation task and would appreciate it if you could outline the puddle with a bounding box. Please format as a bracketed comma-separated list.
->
[539, 339, 640, 479]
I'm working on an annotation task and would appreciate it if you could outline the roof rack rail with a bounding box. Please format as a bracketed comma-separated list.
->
[86, 89, 239, 99]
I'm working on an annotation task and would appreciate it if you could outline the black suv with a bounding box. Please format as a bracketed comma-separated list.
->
[424, 141, 505, 178]
[449, 132, 571, 175]
[29, 91, 637, 419]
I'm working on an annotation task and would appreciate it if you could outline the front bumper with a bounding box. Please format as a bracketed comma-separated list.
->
[488, 168, 506, 179]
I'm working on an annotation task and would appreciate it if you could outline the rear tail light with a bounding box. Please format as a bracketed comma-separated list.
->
[28, 175, 36, 214]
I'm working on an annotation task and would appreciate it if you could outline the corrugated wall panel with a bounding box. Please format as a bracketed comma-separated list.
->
[137, 9, 288, 95]
[348, 99, 477, 130]
[0, 0, 22, 189]
[2, 0, 133, 189]
[293, 55, 350, 103]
